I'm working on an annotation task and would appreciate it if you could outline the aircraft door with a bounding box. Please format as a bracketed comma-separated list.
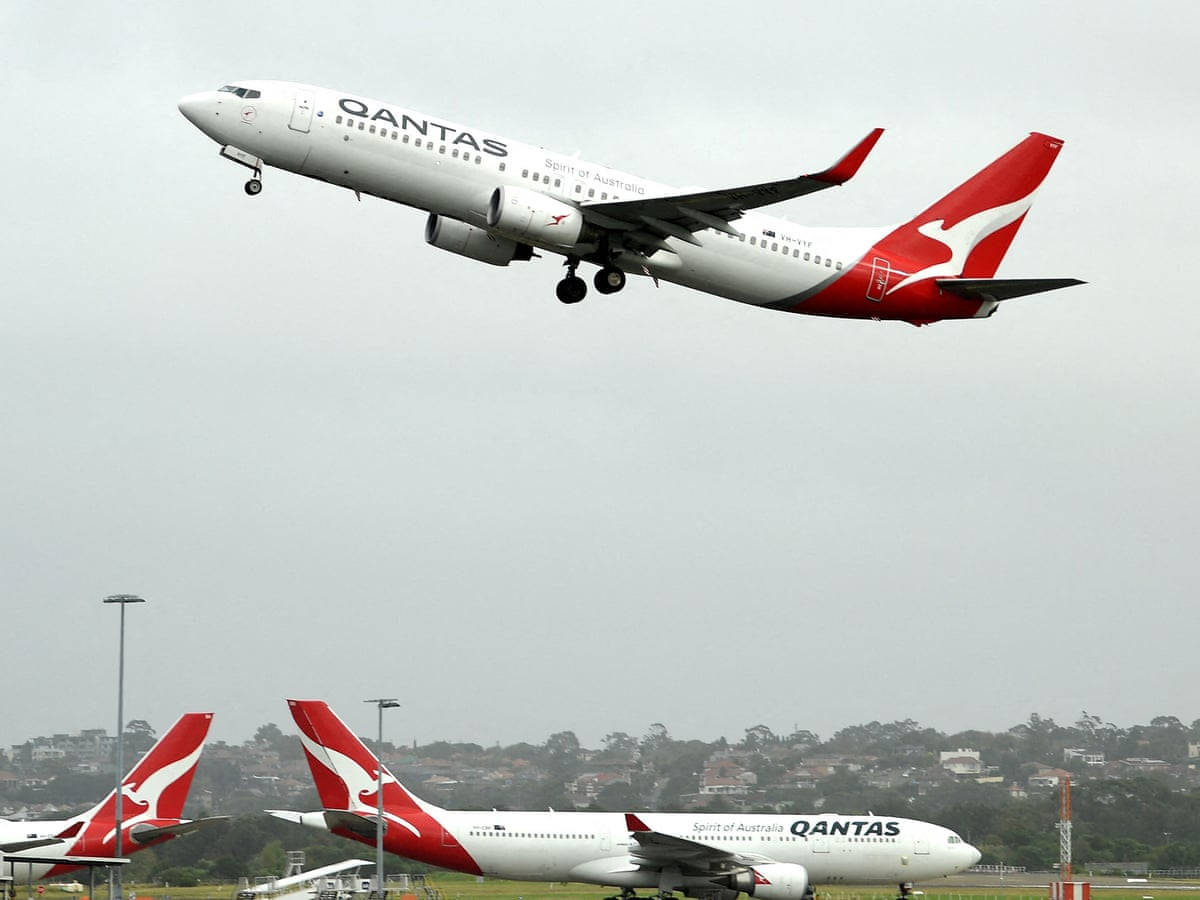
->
[914, 837, 930, 854]
[811, 836, 830, 853]
[866, 257, 891, 302]
[289, 89, 315, 133]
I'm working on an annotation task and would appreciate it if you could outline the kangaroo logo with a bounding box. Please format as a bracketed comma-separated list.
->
[886, 190, 1037, 295]
[547, 214, 569, 226]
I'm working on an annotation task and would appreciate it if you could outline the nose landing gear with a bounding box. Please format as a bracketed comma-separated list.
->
[244, 178, 263, 196]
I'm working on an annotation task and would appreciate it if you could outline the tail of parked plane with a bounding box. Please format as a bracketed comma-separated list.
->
[287, 699, 432, 814]
[38, 713, 219, 875]
[278, 700, 481, 873]
[81, 712, 213, 826]
[875, 132, 1083, 300]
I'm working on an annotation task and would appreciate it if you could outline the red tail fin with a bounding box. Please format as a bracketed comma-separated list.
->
[287, 699, 425, 813]
[73, 713, 212, 839]
[874, 132, 1066, 290]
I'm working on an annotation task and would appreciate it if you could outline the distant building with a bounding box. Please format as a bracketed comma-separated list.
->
[1063, 748, 1106, 766]
[939, 749, 983, 776]
[1028, 766, 1072, 788]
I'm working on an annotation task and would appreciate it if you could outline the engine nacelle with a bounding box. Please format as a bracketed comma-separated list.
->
[486, 186, 584, 248]
[726, 864, 809, 900]
[425, 214, 533, 266]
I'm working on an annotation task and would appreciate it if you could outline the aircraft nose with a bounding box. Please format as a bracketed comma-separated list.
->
[177, 92, 208, 126]
[966, 843, 982, 868]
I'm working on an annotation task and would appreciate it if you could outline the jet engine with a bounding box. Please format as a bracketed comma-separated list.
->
[425, 214, 533, 266]
[724, 864, 810, 900]
[486, 186, 584, 248]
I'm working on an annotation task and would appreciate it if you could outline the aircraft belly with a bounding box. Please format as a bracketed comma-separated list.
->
[668, 243, 820, 307]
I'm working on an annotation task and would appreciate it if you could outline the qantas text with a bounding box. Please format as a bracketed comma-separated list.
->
[690, 819, 902, 837]
[338, 98, 508, 157]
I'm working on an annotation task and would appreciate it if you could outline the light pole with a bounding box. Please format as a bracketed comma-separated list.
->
[103, 594, 145, 900]
[364, 699, 399, 900]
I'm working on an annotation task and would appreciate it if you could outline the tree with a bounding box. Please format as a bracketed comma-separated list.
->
[125, 719, 157, 754]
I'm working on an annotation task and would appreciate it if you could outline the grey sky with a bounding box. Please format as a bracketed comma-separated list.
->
[2, 1, 1197, 754]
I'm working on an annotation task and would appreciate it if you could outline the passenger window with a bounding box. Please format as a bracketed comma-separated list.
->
[825, 258, 832, 266]
[750, 237, 757, 246]
[575, 185, 581, 194]
[771, 242, 778, 251]
[588, 188, 595, 197]
[391, 131, 397, 140]
[438, 145, 445, 154]
[554, 178, 561, 187]
[814, 255, 821, 264]
[358, 121, 365, 130]
[415, 138, 422, 147]
[499, 162, 506, 172]
[452, 148, 459, 158]
[601, 192, 608, 199]
[804, 252, 811, 261]
[476, 155, 482, 164]
[403, 134, 410, 143]
[369, 125, 376, 134]
[336, 115, 343, 125]
[522, 169, 529, 178]
[793, 249, 799, 257]
[836, 261, 843, 270]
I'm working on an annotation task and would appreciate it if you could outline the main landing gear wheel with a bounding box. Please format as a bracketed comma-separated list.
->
[594, 266, 626, 295]
[556, 275, 587, 304]
[244, 178, 263, 196]
[897, 883, 915, 900]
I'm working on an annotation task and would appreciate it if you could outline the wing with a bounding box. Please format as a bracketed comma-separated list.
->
[625, 814, 773, 876]
[580, 128, 883, 255]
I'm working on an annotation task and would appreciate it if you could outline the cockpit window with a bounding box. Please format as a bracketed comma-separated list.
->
[948, 835, 962, 844]
[218, 85, 259, 99]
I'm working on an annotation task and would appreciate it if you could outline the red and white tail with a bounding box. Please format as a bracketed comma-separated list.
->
[874, 132, 1067, 289]
[84, 712, 213, 824]
[287, 699, 429, 814]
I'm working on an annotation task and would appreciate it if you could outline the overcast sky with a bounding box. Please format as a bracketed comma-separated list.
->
[2, 1, 1197, 755]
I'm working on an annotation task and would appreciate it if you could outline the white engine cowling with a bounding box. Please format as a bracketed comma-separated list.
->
[727, 864, 809, 900]
[425, 214, 533, 266]
[486, 186, 584, 248]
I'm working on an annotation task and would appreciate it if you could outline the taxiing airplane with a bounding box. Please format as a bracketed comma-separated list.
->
[271, 700, 980, 900]
[0, 713, 225, 881]
[178, 81, 1081, 326]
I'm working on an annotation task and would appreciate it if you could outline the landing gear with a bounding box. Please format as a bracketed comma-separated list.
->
[602, 890, 640, 900]
[556, 256, 587, 304]
[897, 883, 915, 900]
[593, 265, 626, 295]
[244, 178, 262, 196]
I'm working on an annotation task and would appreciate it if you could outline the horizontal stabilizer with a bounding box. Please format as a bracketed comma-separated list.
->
[0, 838, 63, 853]
[1, 853, 130, 867]
[129, 816, 230, 844]
[937, 277, 1085, 302]
[319, 809, 380, 840]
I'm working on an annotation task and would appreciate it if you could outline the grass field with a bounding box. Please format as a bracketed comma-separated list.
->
[19, 873, 1199, 900]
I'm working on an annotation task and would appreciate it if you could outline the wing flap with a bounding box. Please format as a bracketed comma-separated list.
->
[937, 277, 1085, 301]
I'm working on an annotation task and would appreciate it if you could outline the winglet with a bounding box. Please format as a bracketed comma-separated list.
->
[626, 813, 651, 833]
[814, 127, 884, 185]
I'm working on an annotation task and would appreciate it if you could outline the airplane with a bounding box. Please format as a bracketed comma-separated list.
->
[0, 713, 226, 881]
[178, 81, 1082, 326]
[270, 700, 981, 900]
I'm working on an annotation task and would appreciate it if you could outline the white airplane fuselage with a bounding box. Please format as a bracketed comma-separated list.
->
[431, 810, 976, 886]
[179, 80, 1060, 324]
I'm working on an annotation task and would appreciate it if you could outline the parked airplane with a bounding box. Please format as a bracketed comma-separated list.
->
[271, 700, 980, 900]
[178, 81, 1082, 326]
[0, 713, 225, 881]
